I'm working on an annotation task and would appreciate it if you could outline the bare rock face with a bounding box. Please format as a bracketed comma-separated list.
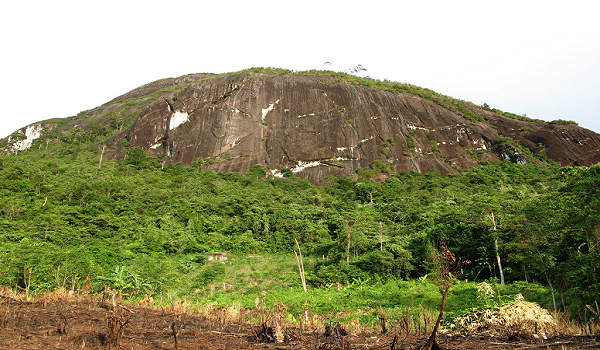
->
[3, 123, 58, 153]
[7, 72, 600, 182]
[101, 73, 599, 182]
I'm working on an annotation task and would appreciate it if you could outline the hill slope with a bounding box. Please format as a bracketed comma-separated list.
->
[4, 69, 599, 182]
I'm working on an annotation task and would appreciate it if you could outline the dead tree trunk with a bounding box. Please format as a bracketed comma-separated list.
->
[346, 228, 351, 265]
[424, 284, 450, 350]
[98, 145, 106, 168]
[423, 239, 464, 350]
[545, 273, 557, 313]
[294, 239, 307, 293]
[490, 211, 505, 286]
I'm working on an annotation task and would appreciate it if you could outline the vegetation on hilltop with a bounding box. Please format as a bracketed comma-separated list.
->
[212, 67, 548, 124]
[3, 66, 562, 145]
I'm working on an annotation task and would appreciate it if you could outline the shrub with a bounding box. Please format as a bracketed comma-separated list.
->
[549, 119, 578, 126]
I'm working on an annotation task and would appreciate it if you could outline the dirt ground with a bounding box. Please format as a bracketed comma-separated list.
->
[0, 294, 597, 350]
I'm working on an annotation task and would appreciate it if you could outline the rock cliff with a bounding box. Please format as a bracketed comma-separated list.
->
[5, 71, 600, 182]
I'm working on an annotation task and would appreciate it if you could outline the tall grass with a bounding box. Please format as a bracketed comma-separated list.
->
[1, 259, 597, 337]
[124, 253, 556, 332]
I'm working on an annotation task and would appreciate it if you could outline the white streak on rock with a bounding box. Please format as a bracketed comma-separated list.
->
[407, 123, 428, 131]
[10, 124, 43, 151]
[360, 136, 374, 143]
[292, 160, 321, 173]
[262, 99, 280, 122]
[169, 111, 189, 130]
[270, 169, 284, 178]
[336, 136, 374, 152]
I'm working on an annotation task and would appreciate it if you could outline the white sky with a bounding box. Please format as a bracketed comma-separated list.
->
[1, 0, 599, 139]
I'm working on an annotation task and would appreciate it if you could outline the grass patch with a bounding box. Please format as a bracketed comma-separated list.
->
[122, 253, 554, 330]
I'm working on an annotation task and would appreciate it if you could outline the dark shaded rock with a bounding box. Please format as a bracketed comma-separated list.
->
[7, 72, 600, 182]
[107, 73, 600, 182]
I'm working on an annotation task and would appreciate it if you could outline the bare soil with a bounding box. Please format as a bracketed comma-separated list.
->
[0, 295, 597, 349]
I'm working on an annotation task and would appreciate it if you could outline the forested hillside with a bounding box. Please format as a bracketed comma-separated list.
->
[0, 141, 598, 320]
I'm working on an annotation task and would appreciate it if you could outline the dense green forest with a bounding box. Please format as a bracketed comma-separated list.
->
[0, 138, 599, 323]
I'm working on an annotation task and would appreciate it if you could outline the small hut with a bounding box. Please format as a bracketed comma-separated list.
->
[205, 252, 229, 262]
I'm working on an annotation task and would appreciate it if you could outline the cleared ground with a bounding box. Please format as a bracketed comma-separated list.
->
[0, 293, 596, 349]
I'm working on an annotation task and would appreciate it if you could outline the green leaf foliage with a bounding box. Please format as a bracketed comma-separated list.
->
[0, 143, 597, 319]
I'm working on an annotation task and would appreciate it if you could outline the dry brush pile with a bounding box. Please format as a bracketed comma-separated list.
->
[453, 294, 557, 337]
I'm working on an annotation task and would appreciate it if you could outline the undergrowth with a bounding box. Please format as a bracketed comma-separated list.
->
[65, 253, 563, 332]
[1, 265, 597, 338]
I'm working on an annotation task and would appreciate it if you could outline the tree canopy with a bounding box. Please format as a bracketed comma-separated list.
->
[0, 143, 598, 318]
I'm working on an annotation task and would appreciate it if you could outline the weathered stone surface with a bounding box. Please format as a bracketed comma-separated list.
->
[4, 123, 58, 153]
[7, 72, 600, 182]
[100, 73, 600, 182]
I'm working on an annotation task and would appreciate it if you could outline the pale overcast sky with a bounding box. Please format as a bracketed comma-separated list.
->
[1, 0, 599, 139]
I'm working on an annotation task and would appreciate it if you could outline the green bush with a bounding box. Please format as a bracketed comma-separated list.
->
[549, 119, 578, 126]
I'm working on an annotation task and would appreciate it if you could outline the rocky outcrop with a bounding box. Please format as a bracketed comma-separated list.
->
[6, 72, 600, 182]
[3, 123, 58, 153]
